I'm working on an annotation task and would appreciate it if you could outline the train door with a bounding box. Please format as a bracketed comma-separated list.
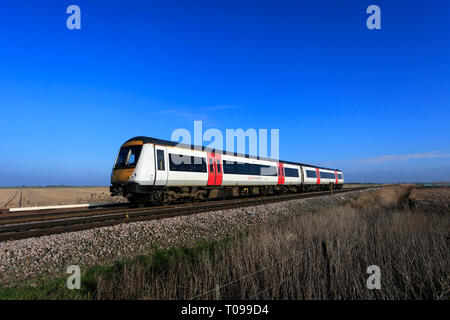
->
[207, 153, 215, 186]
[154, 146, 168, 186]
[316, 168, 321, 185]
[207, 152, 223, 186]
[335, 170, 338, 184]
[214, 153, 223, 185]
[277, 163, 285, 185]
[300, 166, 305, 184]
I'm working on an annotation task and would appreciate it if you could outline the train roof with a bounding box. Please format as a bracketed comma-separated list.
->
[124, 136, 342, 172]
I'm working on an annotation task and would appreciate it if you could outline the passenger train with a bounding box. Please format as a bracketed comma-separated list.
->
[110, 137, 344, 204]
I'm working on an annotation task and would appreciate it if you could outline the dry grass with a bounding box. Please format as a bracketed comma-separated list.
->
[91, 185, 449, 300]
[349, 184, 414, 209]
[409, 187, 450, 213]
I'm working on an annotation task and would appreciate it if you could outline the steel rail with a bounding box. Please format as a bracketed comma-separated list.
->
[0, 187, 373, 242]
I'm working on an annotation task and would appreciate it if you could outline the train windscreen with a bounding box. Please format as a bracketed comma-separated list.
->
[114, 145, 142, 169]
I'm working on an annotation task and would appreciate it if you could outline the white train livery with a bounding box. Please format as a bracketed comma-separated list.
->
[110, 137, 344, 204]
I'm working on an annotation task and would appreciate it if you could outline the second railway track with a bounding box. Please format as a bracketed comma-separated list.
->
[0, 187, 373, 242]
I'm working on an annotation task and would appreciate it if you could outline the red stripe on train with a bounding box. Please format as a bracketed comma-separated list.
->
[215, 153, 223, 186]
[207, 152, 223, 186]
[277, 163, 285, 185]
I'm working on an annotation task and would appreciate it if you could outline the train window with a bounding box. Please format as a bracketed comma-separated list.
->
[224, 160, 237, 174]
[128, 153, 136, 165]
[284, 168, 299, 177]
[223, 161, 277, 176]
[192, 156, 207, 172]
[157, 150, 165, 170]
[115, 148, 129, 168]
[249, 164, 259, 175]
[128, 147, 141, 166]
[209, 158, 214, 173]
[338, 174, 343, 179]
[223, 160, 235, 174]
[224, 161, 235, 174]
[169, 153, 184, 171]
[320, 172, 335, 179]
[169, 154, 207, 172]
[234, 162, 244, 174]
[217, 160, 222, 174]
[115, 145, 142, 169]
[306, 170, 316, 178]
[260, 165, 277, 176]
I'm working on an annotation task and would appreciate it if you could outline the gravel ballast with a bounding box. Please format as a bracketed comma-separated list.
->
[0, 189, 376, 285]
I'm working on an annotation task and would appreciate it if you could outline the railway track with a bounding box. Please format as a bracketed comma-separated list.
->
[0, 187, 373, 242]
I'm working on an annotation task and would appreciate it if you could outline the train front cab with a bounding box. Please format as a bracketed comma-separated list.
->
[110, 140, 144, 196]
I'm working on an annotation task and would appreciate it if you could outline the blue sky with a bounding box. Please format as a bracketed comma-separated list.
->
[0, 0, 449, 186]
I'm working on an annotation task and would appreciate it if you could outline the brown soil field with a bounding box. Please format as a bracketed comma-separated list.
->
[0, 187, 127, 208]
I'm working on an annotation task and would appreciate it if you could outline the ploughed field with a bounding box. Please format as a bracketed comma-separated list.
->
[0, 187, 127, 208]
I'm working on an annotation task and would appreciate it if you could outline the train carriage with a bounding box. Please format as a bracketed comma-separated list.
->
[110, 136, 344, 204]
